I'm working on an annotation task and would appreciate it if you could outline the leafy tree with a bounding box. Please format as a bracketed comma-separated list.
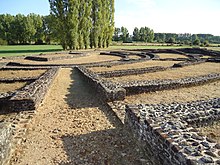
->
[113, 27, 120, 41]
[0, 14, 14, 44]
[154, 33, 166, 43]
[120, 26, 129, 42]
[133, 27, 140, 41]
[29, 13, 43, 43]
[139, 27, 147, 42]
[203, 40, 209, 46]
[167, 37, 175, 44]
[43, 15, 58, 44]
[192, 34, 200, 45]
[49, 0, 68, 49]
[147, 29, 154, 42]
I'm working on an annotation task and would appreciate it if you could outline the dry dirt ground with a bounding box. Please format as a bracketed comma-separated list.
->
[199, 121, 220, 143]
[0, 82, 27, 93]
[125, 81, 220, 104]
[10, 68, 152, 165]
[106, 63, 220, 82]
[89, 61, 176, 72]
[0, 70, 46, 78]
[2, 52, 121, 65]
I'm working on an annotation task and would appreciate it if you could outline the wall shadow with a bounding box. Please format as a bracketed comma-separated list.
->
[59, 128, 151, 165]
[64, 68, 123, 127]
[60, 68, 154, 164]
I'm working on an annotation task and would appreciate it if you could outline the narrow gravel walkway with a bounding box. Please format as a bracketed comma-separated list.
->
[10, 68, 152, 165]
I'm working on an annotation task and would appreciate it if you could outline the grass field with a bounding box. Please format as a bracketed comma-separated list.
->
[0, 45, 63, 57]
[0, 44, 219, 57]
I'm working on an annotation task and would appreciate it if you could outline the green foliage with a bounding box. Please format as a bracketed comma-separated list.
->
[167, 37, 175, 44]
[49, 0, 114, 50]
[0, 13, 50, 45]
[0, 38, 7, 45]
[192, 35, 200, 45]
[132, 27, 139, 41]
[120, 26, 129, 42]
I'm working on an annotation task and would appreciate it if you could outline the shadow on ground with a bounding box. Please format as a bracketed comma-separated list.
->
[59, 128, 152, 165]
[62, 68, 153, 165]
[64, 68, 122, 126]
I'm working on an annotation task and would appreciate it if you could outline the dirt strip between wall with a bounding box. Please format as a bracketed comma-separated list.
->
[10, 68, 153, 165]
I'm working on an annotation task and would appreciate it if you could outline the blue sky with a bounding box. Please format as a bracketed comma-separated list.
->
[0, 0, 220, 35]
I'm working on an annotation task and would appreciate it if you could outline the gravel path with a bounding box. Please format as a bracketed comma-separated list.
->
[10, 68, 152, 165]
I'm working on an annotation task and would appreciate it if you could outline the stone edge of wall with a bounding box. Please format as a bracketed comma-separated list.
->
[76, 66, 126, 101]
[0, 122, 12, 165]
[97, 66, 168, 78]
[120, 73, 220, 95]
[25, 53, 87, 61]
[125, 98, 220, 164]
[0, 67, 60, 112]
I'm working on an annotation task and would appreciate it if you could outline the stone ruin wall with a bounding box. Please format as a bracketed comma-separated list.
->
[0, 67, 60, 112]
[25, 52, 87, 62]
[0, 67, 60, 165]
[76, 63, 220, 101]
[120, 73, 220, 95]
[125, 98, 220, 164]
[0, 123, 12, 165]
[97, 66, 168, 78]
[76, 66, 126, 102]
[96, 59, 207, 78]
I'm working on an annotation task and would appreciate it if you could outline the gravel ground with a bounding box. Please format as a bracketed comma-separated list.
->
[125, 81, 220, 104]
[106, 63, 220, 82]
[10, 68, 152, 165]
[0, 82, 27, 93]
[0, 69, 46, 78]
[90, 61, 176, 72]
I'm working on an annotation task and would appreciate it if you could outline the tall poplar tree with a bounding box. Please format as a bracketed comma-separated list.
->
[49, 0, 115, 50]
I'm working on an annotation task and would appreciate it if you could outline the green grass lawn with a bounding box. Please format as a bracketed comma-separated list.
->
[0, 45, 63, 57]
[0, 44, 219, 57]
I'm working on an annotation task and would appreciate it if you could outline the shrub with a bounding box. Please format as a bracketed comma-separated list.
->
[0, 38, 7, 45]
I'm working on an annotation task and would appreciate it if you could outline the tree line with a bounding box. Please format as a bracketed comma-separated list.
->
[49, 0, 115, 50]
[0, 0, 115, 50]
[1, 10, 220, 49]
[0, 13, 49, 45]
[113, 27, 220, 46]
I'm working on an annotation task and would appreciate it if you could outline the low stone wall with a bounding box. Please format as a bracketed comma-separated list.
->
[97, 66, 168, 78]
[0, 77, 37, 83]
[100, 51, 156, 60]
[0, 122, 13, 165]
[25, 52, 87, 61]
[6, 56, 152, 68]
[76, 66, 126, 101]
[173, 60, 206, 67]
[206, 58, 220, 63]
[119, 73, 220, 95]
[155, 58, 187, 61]
[128, 48, 220, 57]
[125, 98, 220, 164]
[179, 48, 220, 57]
[0, 67, 60, 112]
[100, 51, 128, 58]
